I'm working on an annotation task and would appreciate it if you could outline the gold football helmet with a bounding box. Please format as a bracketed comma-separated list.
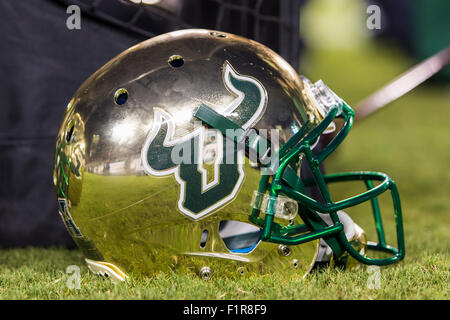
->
[54, 29, 404, 281]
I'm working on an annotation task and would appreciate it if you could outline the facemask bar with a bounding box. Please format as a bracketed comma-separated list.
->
[194, 100, 405, 266]
[261, 102, 405, 266]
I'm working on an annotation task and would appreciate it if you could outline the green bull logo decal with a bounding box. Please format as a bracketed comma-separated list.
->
[141, 61, 267, 220]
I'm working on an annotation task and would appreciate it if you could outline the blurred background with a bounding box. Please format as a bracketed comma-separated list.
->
[0, 0, 448, 264]
[299, 0, 449, 257]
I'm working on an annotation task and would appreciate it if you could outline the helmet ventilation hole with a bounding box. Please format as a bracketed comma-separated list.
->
[200, 229, 208, 248]
[114, 88, 128, 105]
[66, 123, 74, 143]
[210, 31, 226, 38]
[168, 55, 184, 68]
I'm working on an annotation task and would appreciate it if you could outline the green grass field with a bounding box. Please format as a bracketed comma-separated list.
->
[1, 41, 449, 299]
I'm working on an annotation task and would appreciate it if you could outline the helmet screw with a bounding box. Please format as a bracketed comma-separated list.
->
[199, 267, 212, 281]
[278, 245, 291, 256]
[292, 259, 299, 268]
[237, 267, 246, 276]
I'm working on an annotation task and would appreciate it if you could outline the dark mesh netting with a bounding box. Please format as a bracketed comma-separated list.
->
[56, 0, 303, 69]
[0, 0, 305, 247]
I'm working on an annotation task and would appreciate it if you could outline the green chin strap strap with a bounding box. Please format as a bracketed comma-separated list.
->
[195, 101, 405, 266]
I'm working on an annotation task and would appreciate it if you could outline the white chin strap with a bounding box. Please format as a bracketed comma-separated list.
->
[316, 211, 356, 262]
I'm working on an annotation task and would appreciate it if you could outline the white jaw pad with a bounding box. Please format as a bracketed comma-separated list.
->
[316, 211, 357, 262]
[318, 210, 356, 240]
[85, 258, 128, 283]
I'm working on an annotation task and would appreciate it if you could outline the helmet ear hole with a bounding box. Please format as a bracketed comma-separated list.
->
[219, 220, 261, 253]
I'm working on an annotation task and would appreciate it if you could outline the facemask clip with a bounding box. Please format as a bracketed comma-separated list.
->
[251, 191, 298, 221]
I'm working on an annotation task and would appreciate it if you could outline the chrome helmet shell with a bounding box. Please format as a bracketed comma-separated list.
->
[54, 29, 404, 280]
